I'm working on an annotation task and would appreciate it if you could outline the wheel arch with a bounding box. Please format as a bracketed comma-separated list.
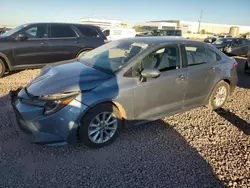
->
[67, 100, 128, 145]
[206, 78, 231, 104]
[0, 52, 12, 71]
[76, 47, 93, 57]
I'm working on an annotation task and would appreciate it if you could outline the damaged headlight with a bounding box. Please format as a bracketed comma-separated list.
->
[40, 91, 80, 115]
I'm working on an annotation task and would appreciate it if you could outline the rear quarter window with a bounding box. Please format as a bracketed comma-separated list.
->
[76, 26, 100, 37]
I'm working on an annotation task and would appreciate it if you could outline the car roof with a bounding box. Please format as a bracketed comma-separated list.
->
[22, 22, 100, 28]
[120, 37, 204, 45]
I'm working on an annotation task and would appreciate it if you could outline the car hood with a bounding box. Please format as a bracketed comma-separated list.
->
[26, 60, 112, 96]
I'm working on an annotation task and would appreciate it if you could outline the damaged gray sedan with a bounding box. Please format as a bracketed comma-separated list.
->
[10, 37, 238, 148]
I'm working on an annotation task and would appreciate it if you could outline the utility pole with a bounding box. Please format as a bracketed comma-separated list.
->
[197, 10, 203, 33]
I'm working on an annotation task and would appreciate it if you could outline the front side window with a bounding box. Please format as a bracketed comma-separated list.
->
[185, 45, 207, 66]
[77, 26, 99, 37]
[142, 45, 180, 72]
[50, 25, 76, 38]
[23, 25, 48, 38]
[80, 40, 150, 74]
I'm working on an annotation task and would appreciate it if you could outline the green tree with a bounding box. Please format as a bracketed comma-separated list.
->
[200, 29, 206, 34]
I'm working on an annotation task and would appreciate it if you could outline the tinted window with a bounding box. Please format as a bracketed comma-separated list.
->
[50, 25, 76, 38]
[142, 45, 180, 72]
[103, 30, 110, 37]
[185, 45, 207, 66]
[242, 39, 249, 45]
[77, 26, 100, 37]
[206, 48, 221, 62]
[23, 25, 48, 38]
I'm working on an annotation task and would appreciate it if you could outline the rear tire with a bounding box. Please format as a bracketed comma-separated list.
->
[207, 81, 230, 110]
[0, 59, 6, 78]
[79, 104, 122, 148]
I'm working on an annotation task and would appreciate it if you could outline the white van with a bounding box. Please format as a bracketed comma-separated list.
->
[102, 28, 136, 41]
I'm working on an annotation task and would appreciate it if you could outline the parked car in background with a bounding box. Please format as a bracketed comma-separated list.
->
[218, 35, 232, 38]
[136, 29, 182, 37]
[102, 28, 136, 41]
[0, 27, 11, 35]
[0, 23, 106, 77]
[245, 50, 250, 74]
[10, 37, 238, 148]
[212, 38, 250, 56]
[204, 36, 217, 43]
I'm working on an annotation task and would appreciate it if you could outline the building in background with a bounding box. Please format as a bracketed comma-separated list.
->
[80, 18, 127, 29]
[134, 20, 250, 35]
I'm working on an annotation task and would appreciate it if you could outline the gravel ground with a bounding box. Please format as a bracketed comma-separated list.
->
[0, 58, 249, 188]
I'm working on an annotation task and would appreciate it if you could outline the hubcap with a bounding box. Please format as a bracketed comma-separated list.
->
[214, 86, 227, 107]
[88, 112, 118, 144]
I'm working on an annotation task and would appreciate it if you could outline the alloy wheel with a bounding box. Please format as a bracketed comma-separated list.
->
[214, 86, 227, 107]
[88, 112, 118, 144]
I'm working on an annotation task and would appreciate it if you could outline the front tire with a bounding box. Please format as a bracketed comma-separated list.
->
[207, 81, 230, 110]
[79, 104, 122, 148]
[0, 59, 6, 78]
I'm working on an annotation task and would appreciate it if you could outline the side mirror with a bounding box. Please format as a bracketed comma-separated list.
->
[16, 34, 28, 41]
[141, 68, 161, 78]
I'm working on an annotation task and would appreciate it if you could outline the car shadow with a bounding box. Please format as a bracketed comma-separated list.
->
[215, 108, 250, 135]
[235, 57, 250, 89]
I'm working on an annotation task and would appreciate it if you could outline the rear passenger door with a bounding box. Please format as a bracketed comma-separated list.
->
[48, 24, 81, 63]
[183, 44, 222, 108]
[74, 25, 106, 49]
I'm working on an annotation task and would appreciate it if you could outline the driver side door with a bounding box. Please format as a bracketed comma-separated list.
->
[13, 24, 51, 66]
[134, 44, 188, 120]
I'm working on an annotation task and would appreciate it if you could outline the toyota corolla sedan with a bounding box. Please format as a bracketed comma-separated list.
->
[10, 37, 238, 148]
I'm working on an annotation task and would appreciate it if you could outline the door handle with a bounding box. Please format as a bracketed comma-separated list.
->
[40, 42, 49, 46]
[176, 74, 186, 81]
[210, 67, 218, 73]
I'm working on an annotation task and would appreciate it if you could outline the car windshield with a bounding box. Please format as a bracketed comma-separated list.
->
[80, 40, 150, 74]
[1, 25, 25, 37]
[212, 39, 232, 45]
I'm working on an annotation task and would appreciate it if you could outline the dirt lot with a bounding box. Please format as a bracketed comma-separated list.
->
[0, 58, 249, 188]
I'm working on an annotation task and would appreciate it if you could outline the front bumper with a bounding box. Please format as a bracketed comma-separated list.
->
[9, 88, 88, 145]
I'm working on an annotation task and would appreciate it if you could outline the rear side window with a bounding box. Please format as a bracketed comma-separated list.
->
[50, 25, 76, 38]
[206, 48, 221, 62]
[76, 26, 100, 37]
[185, 45, 207, 66]
[242, 39, 249, 45]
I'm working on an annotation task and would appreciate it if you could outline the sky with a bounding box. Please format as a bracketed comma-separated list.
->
[0, 0, 250, 28]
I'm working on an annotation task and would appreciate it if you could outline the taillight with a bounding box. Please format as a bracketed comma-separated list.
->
[233, 62, 238, 68]
[104, 40, 109, 44]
